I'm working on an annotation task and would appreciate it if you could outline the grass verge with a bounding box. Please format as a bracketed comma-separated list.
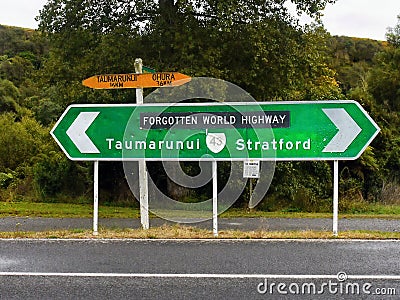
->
[0, 202, 139, 218]
[1, 202, 400, 219]
[2, 225, 400, 239]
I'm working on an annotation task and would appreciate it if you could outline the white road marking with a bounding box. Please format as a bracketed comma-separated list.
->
[0, 272, 399, 280]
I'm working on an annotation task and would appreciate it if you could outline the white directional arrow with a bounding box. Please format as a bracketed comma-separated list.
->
[322, 108, 362, 153]
[66, 112, 100, 154]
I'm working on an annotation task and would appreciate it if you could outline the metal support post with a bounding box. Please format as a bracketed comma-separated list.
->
[212, 160, 218, 237]
[333, 160, 339, 236]
[135, 58, 149, 230]
[93, 161, 99, 235]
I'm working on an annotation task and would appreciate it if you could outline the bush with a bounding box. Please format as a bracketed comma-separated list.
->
[0, 113, 50, 171]
[0, 172, 13, 188]
[261, 161, 332, 212]
[33, 151, 89, 199]
[380, 180, 400, 204]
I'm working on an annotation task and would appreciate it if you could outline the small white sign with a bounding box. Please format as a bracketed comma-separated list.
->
[243, 160, 260, 178]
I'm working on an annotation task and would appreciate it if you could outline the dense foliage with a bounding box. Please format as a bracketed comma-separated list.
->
[0, 1, 399, 211]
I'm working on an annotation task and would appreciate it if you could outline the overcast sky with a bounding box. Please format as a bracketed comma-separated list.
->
[0, 0, 400, 41]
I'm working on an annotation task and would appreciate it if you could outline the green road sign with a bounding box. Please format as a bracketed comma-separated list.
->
[51, 101, 380, 161]
[142, 66, 156, 73]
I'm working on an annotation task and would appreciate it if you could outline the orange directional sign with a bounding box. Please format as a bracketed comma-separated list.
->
[82, 72, 191, 89]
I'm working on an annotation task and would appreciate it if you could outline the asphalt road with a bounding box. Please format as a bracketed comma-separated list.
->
[1, 239, 400, 299]
[1, 216, 400, 232]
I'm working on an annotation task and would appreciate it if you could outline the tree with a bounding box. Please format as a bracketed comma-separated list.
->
[36, 0, 339, 103]
[0, 113, 50, 171]
[368, 50, 400, 112]
[368, 15, 400, 111]
[327, 36, 384, 94]
[346, 16, 400, 202]
[0, 56, 34, 86]
[35, 0, 343, 204]
[0, 79, 20, 113]
[386, 14, 400, 47]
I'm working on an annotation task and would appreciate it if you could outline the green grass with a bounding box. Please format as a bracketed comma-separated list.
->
[221, 205, 400, 219]
[0, 226, 400, 240]
[0, 201, 400, 219]
[1, 202, 399, 239]
[359, 204, 400, 215]
[0, 201, 139, 218]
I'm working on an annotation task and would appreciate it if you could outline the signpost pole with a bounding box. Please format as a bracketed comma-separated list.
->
[212, 160, 218, 237]
[249, 178, 253, 204]
[333, 160, 339, 236]
[135, 58, 149, 230]
[93, 161, 99, 235]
